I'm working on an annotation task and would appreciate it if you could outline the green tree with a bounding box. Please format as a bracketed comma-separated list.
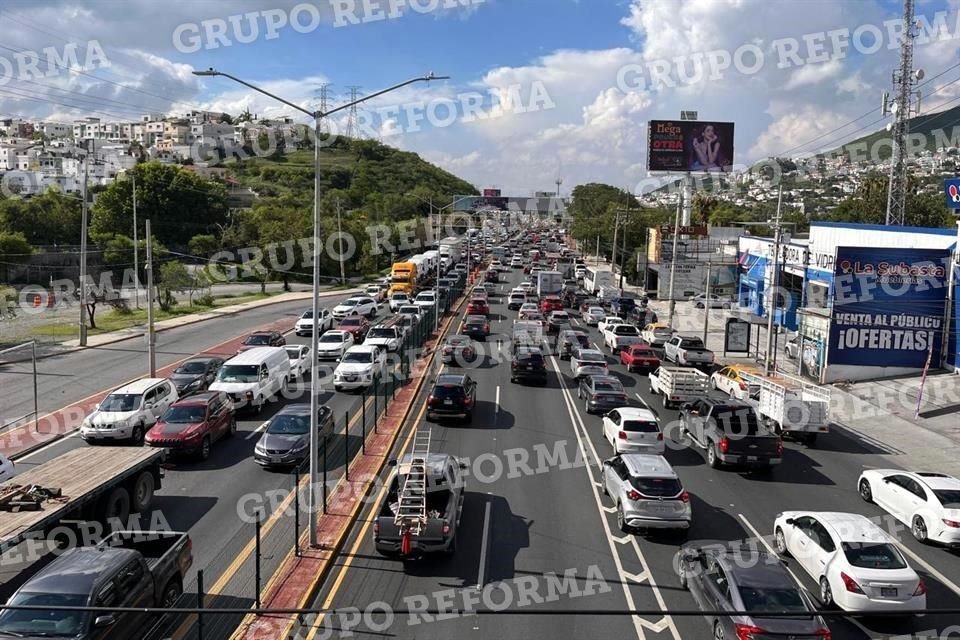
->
[0, 231, 32, 283]
[189, 233, 219, 257]
[0, 191, 82, 245]
[157, 261, 192, 311]
[90, 162, 228, 248]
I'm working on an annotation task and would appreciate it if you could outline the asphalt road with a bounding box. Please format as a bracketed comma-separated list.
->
[0, 295, 348, 430]
[291, 268, 960, 640]
[0, 290, 377, 608]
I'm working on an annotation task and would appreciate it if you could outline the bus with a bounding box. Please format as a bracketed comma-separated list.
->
[583, 266, 616, 294]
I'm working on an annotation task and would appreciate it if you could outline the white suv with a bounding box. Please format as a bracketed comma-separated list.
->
[332, 296, 378, 320]
[295, 308, 332, 336]
[334, 345, 386, 391]
[80, 378, 178, 444]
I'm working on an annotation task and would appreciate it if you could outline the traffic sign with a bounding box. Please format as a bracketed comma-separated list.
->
[944, 178, 960, 209]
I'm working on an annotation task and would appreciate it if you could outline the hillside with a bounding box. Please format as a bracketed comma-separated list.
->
[225, 137, 478, 202]
[826, 103, 960, 160]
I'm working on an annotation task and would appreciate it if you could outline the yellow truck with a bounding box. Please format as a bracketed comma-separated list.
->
[388, 261, 418, 296]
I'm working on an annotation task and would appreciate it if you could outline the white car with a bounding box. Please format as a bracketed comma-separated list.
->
[364, 284, 386, 302]
[582, 306, 605, 326]
[773, 511, 926, 613]
[332, 296, 378, 320]
[294, 308, 333, 336]
[570, 348, 608, 379]
[316, 330, 354, 360]
[858, 469, 960, 546]
[598, 316, 624, 334]
[520, 282, 535, 294]
[511, 256, 524, 268]
[285, 344, 312, 380]
[388, 292, 410, 312]
[0, 453, 14, 482]
[471, 287, 489, 301]
[602, 407, 664, 454]
[333, 345, 386, 391]
[518, 302, 538, 316]
[80, 378, 178, 443]
[365, 325, 403, 352]
[414, 291, 437, 310]
[397, 304, 423, 318]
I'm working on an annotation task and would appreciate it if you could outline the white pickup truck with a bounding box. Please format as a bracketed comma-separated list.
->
[757, 376, 831, 446]
[602, 324, 642, 354]
[648, 366, 709, 409]
[664, 335, 715, 367]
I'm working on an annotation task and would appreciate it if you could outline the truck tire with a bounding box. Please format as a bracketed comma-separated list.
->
[662, 395, 670, 409]
[161, 577, 183, 608]
[100, 487, 131, 523]
[707, 445, 721, 469]
[130, 471, 155, 513]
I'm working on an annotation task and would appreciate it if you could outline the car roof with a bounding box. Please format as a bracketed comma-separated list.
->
[620, 454, 677, 478]
[112, 377, 166, 394]
[182, 356, 221, 364]
[226, 347, 286, 364]
[27, 547, 139, 595]
[587, 374, 621, 385]
[173, 391, 220, 405]
[616, 406, 658, 421]
[576, 348, 604, 357]
[346, 344, 378, 353]
[323, 330, 349, 337]
[910, 471, 960, 491]
[248, 330, 276, 336]
[274, 403, 313, 417]
[436, 373, 467, 385]
[723, 554, 796, 589]
[813, 512, 888, 542]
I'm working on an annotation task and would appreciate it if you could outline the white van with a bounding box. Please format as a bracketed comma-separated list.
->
[210, 347, 290, 413]
[80, 378, 178, 444]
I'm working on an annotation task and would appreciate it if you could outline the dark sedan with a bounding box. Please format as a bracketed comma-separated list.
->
[557, 329, 590, 360]
[169, 357, 224, 396]
[679, 543, 830, 640]
[441, 335, 477, 365]
[577, 375, 629, 414]
[510, 347, 547, 384]
[237, 331, 285, 353]
[462, 314, 490, 341]
[254, 404, 334, 468]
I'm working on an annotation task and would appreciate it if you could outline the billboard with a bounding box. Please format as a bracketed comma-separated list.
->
[647, 120, 735, 172]
[944, 178, 960, 210]
[827, 247, 950, 368]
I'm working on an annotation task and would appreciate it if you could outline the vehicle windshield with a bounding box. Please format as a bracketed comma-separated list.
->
[244, 334, 271, 345]
[712, 407, 763, 436]
[588, 307, 604, 314]
[341, 352, 373, 364]
[738, 586, 808, 614]
[417, 293, 435, 301]
[285, 347, 303, 359]
[217, 365, 259, 383]
[341, 300, 359, 307]
[622, 420, 659, 432]
[176, 361, 207, 374]
[267, 414, 310, 435]
[593, 381, 623, 393]
[300, 310, 314, 319]
[654, 328, 673, 336]
[579, 353, 605, 364]
[470, 298, 485, 305]
[680, 338, 705, 348]
[552, 314, 569, 321]
[319, 333, 345, 344]
[615, 326, 639, 335]
[340, 317, 362, 327]
[517, 352, 544, 364]
[935, 489, 960, 508]
[100, 393, 141, 412]
[162, 405, 207, 423]
[631, 346, 653, 355]
[369, 328, 395, 338]
[0, 591, 89, 637]
[392, 293, 408, 299]
[433, 384, 465, 398]
[841, 542, 907, 569]
[630, 476, 682, 497]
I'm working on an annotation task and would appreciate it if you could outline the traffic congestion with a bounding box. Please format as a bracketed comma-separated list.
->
[2, 223, 960, 640]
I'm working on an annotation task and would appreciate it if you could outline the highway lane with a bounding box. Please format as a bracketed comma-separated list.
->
[296, 268, 960, 640]
[0, 297, 401, 617]
[0, 292, 355, 428]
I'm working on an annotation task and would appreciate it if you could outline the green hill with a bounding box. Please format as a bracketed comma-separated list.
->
[825, 103, 960, 160]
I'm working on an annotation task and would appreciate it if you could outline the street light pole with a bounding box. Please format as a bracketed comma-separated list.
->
[78, 150, 89, 346]
[763, 184, 784, 376]
[336, 198, 345, 286]
[667, 190, 682, 327]
[193, 67, 448, 549]
[132, 172, 140, 310]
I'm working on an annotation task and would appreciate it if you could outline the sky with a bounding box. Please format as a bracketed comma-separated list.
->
[2, 0, 960, 195]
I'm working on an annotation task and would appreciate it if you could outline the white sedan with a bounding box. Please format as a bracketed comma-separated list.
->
[582, 306, 605, 326]
[315, 330, 354, 360]
[602, 407, 664, 455]
[773, 511, 926, 613]
[285, 345, 312, 380]
[858, 469, 960, 546]
[598, 316, 624, 334]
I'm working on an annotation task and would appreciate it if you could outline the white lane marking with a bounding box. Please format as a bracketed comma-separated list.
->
[896, 538, 960, 599]
[495, 385, 500, 415]
[245, 421, 271, 440]
[592, 342, 602, 351]
[551, 354, 681, 640]
[14, 431, 82, 462]
[476, 501, 492, 589]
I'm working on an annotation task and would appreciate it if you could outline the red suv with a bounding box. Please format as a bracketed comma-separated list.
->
[540, 296, 563, 313]
[145, 391, 236, 460]
[466, 298, 489, 316]
[338, 316, 370, 342]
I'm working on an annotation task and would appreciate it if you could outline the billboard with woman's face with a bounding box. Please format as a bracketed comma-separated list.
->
[647, 120, 735, 172]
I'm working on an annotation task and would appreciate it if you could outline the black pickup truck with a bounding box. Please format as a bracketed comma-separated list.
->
[679, 399, 783, 471]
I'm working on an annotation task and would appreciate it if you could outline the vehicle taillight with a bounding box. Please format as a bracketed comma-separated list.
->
[656, 432, 663, 440]
[373, 521, 379, 535]
[618, 431, 628, 440]
[734, 624, 767, 640]
[739, 382, 747, 391]
[442, 522, 451, 536]
[679, 491, 689, 503]
[464, 396, 473, 405]
[943, 518, 960, 528]
[626, 490, 642, 501]
[484, 324, 489, 332]
[840, 572, 864, 594]
[718, 437, 730, 454]
[776, 440, 784, 456]
[427, 396, 436, 406]
[814, 629, 832, 640]
[914, 579, 927, 596]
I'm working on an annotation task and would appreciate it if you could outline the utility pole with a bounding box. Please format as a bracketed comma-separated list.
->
[611, 210, 620, 282]
[145, 219, 156, 377]
[702, 260, 712, 343]
[618, 214, 627, 290]
[763, 185, 784, 376]
[595, 235, 599, 265]
[667, 189, 682, 327]
[336, 198, 346, 285]
[78, 148, 90, 346]
[132, 172, 140, 309]
[883, 0, 921, 226]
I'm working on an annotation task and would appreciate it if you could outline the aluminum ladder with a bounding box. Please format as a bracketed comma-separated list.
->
[394, 428, 432, 535]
